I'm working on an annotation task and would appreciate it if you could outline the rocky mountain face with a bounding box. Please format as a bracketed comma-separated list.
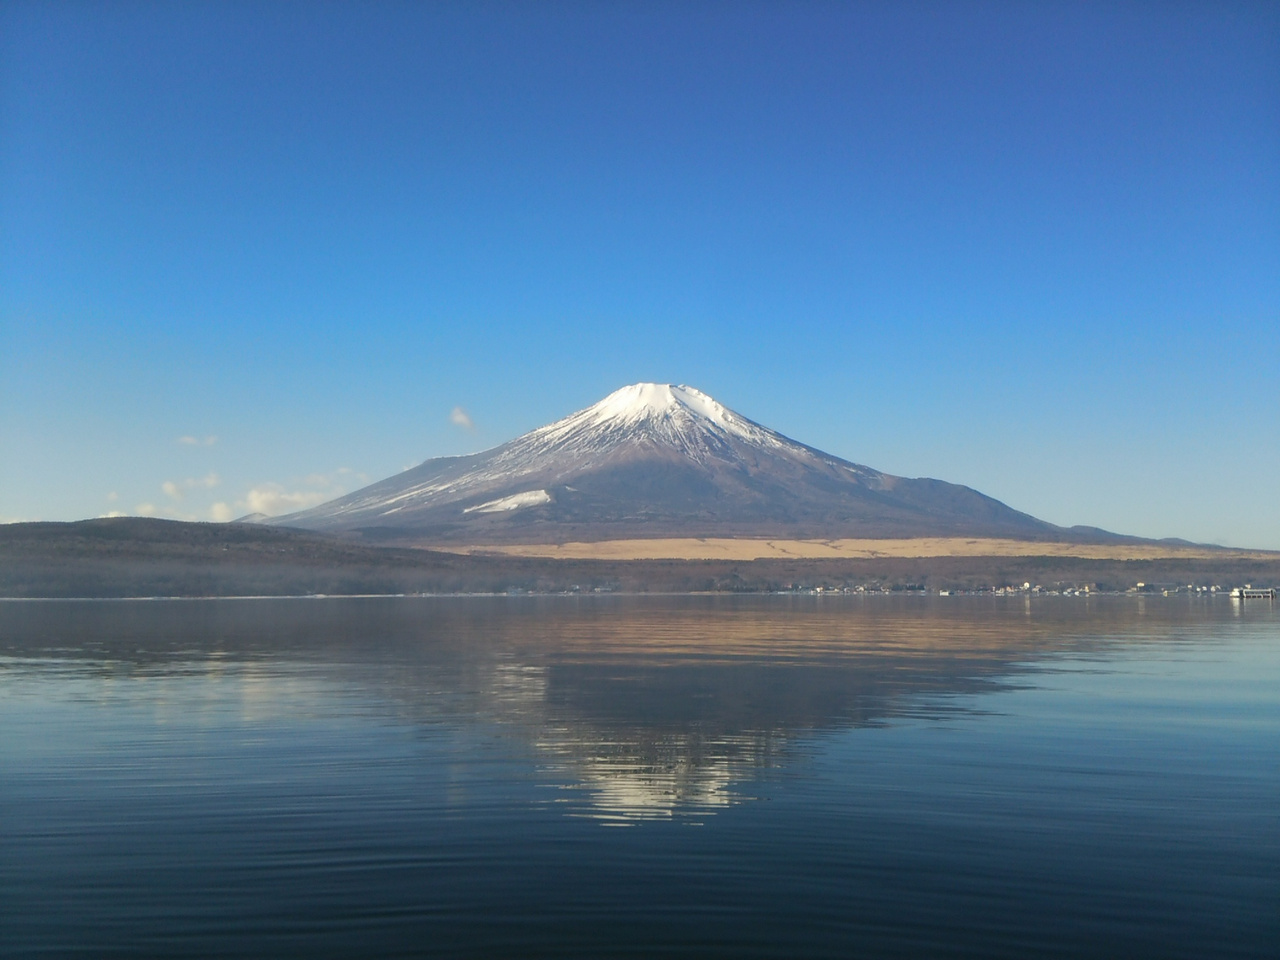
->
[272, 383, 1067, 543]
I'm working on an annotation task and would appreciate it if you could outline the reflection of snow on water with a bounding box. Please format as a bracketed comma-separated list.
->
[485, 656, 777, 821]
[571, 754, 736, 822]
[353, 649, 776, 824]
[535, 731, 779, 822]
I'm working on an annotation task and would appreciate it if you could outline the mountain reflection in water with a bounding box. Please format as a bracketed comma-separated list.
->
[0, 595, 1224, 822]
[3, 595, 1277, 960]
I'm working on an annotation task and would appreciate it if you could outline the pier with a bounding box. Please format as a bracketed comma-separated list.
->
[1230, 587, 1276, 600]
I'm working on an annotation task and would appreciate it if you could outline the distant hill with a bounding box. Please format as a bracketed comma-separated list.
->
[271, 383, 1129, 545]
[0, 517, 494, 597]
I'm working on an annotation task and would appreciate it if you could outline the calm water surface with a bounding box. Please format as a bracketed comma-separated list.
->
[1, 596, 1276, 958]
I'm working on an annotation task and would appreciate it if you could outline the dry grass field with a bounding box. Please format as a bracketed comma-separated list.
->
[439, 537, 1277, 562]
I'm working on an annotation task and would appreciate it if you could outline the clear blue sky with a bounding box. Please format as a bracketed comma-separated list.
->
[2, 1, 1277, 547]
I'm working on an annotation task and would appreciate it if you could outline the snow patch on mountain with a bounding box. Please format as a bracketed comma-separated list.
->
[463, 489, 553, 514]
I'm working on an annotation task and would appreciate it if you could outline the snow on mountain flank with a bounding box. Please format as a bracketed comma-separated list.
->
[463, 490, 553, 514]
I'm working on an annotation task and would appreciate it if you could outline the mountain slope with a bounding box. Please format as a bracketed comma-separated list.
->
[272, 383, 1067, 543]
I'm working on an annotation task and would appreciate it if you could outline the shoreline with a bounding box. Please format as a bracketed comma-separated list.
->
[1, 590, 1266, 602]
[6, 519, 1278, 599]
[434, 536, 1278, 562]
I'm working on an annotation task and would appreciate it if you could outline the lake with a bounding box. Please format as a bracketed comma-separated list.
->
[1, 595, 1276, 958]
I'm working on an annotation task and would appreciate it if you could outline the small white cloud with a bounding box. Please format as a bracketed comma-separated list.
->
[100, 510, 126, 518]
[162, 481, 182, 501]
[178, 435, 218, 446]
[234, 469, 352, 517]
[106, 491, 119, 502]
[244, 485, 331, 516]
[197, 472, 220, 489]
[450, 406, 475, 431]
[136, 503, 157, 516]
[209, 502, 234, 522]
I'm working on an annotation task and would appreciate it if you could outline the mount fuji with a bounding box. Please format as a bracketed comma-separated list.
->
[270, 383, 1073, 544]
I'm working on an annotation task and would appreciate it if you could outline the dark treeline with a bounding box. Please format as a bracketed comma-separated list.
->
[3, 518, 1277, 598]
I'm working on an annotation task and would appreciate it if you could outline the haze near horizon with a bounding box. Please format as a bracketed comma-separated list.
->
[2, 2, 1277, 547]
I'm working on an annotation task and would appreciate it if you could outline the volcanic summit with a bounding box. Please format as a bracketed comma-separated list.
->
[271, 383, 1063, 543]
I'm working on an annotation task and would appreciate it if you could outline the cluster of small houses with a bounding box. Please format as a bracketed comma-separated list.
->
[1121, 583, 1276, 599]
[784, 583, 1276, 598]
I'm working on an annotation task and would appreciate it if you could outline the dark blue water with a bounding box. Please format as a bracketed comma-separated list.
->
[1, 596, 1276, 958]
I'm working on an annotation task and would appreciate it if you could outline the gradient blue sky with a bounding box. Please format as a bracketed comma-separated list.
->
[2, 0, 1277, 546]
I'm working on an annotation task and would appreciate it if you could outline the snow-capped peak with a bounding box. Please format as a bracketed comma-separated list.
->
[522, 382, 782, 456]
[586, 383, 736, 428]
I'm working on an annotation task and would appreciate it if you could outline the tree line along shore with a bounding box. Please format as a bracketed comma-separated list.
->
[2, 518, 1277, 599]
